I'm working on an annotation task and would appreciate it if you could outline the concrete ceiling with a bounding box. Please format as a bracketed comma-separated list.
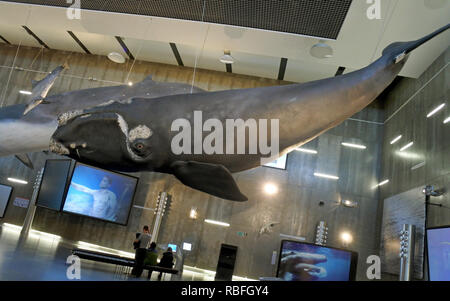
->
[0, 0, 449, 83]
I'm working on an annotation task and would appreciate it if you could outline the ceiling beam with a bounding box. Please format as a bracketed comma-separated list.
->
[169, 42, 184, 67]
[278, 58, 288, 80]
[115, 36, 134, 60]
[22, 26, 50, 49]
[67, 31, 91, 54]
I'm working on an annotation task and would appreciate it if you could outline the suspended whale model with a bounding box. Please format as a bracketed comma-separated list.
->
[0, 24, 448, 201]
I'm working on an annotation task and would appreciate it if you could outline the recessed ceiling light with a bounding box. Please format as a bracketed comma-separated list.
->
[310, 42, 333, 59]
[341, 142, 366, 149]
[107, 52, 126, 64]
[390, 135, 402, 144]
[427, 103, 445, 118]
[219, 50, 234, 64]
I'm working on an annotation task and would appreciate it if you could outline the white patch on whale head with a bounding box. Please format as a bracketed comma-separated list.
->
[58, 110, 83, 125]
[129, 125, 152, 142]
[115, 114, 147, 161]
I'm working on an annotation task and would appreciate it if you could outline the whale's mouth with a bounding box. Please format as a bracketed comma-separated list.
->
[49, 138, 70, 155]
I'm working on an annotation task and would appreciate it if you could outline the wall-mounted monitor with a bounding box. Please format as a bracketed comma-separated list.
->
[427, 226, 450, 281]
[0, 184, 13, 218]
[62, 162, 138, 225]
[36, 159, 72, 211]
[276, 240, 358, 281]
[168, 244, 177, 252]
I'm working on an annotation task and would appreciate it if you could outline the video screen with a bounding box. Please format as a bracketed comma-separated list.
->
[36, 159, 72, 211]
[0, 184, 13, 218]
[62, 163, 138, 225]
[427, 227, 450, 281]
[277, 240, 357, 281]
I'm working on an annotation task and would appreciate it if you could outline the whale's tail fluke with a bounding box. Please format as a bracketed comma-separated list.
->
[382, 23, 450, 62]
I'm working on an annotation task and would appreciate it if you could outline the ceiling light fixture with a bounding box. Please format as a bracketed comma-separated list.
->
[390, 135, 402, 145]
[400, 142, 414, 152]
[427, 103, 446, 118]
[19, 90, 32, 95]
[219, 50, 234, 64]
[128, 81, 133, 86]
[314, 173, 339, 180]
[7, 178, 28, 184]
[341, 142, 366, 149]
[340, 232, 353, 244]
[107, 52, 126, 64]
[296, 148, 318, 154]
[444, 117, 450, 124]
[310, 42, 333, 59]
[204, 219, 230, 227]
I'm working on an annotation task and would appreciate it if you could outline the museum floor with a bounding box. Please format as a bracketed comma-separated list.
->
[0, 224, 232, 281]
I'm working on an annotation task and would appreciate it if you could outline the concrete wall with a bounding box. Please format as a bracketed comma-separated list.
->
[379, 47, 449, 279]
[0, 44, 384, 280]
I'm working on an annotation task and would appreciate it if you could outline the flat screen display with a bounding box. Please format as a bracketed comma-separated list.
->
[36, 159, 72, 211]
[168, 244, 177, 252]
[276, 240, 357, 281]
[427, 226, 450, 281]
[0, 184, 13, 218]
[62, 163, 138, 225]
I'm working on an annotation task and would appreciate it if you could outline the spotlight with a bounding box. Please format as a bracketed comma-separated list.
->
[340, 232, 353, 244]
[189, 207, 198, 219]
[341, 200, 358, 208]
[263, 183, 278, 195]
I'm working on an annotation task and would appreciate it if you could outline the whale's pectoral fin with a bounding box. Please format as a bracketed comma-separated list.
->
[15, 153, 34, 169]
[170, 161, 248, 202]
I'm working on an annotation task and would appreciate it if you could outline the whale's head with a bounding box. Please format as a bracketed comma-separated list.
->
[50, 111, 157, 172]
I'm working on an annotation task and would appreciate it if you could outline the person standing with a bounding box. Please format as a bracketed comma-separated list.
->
[131, 225, 151, 277]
